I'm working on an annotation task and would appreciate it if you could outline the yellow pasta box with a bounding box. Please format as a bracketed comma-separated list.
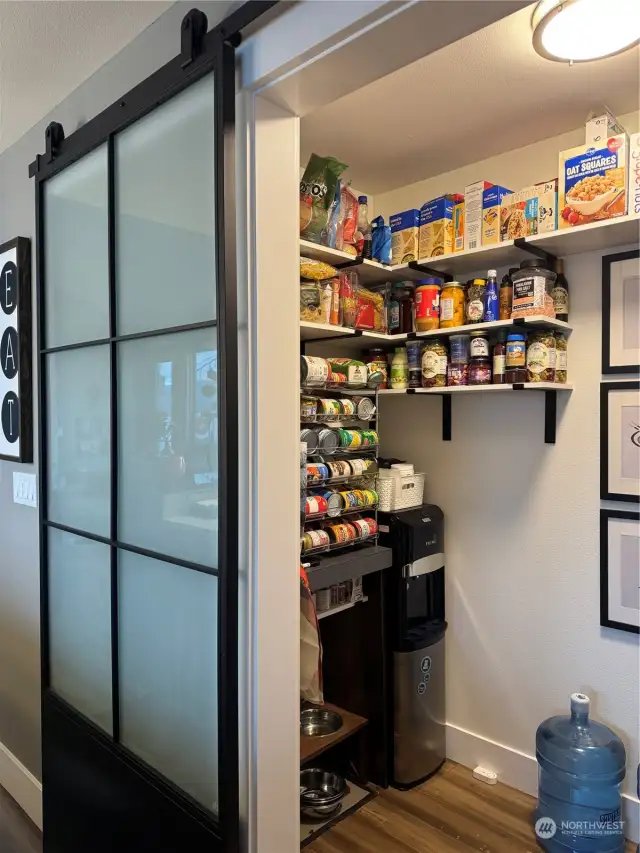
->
[482, 185, 512, 245]
[453, 198, 464, 252]
[390, 209, 419, 264]
[418, 194, 462, 259]
[559, 135, 628, 228]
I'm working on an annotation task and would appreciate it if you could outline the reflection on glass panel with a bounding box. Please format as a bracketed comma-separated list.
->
[47, 346, 110, 536]
[44, 145, 109, 347]
[49, 528, 112, 734]
[118, 328, 217, 566]
[119, 552, 218, 811]
[115, 75, 216, 336]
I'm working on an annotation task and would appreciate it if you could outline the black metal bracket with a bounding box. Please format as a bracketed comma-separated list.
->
[544, 390, 557, 444]
[408, 261, 453, 282]
[29, 121, 66, 177]
[334, 256, 364, 270]
[513, 237, 556, 267]
[181, 8, 209, 68]
[442, 395, 452, 440]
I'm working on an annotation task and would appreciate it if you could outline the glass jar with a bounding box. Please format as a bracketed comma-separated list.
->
[555, 332, 568, 383]
[466, 279, 486, 324]
[505, 333, 527, 384]
[439, 282, 465, 328]
[398, 285, 415, 334]
[511, 259, 556, 319]
[364, 348, 388, 389]
[447, 363, 468, 386]
[469, 331, 490, 359]
[421, 340, 448, 388]
[414, 279, 441, 332]
[469, 358, 492, 385]
[527, 330, 556, 383]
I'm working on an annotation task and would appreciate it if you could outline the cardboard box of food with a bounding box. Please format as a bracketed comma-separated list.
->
[418, 194, 462, 258]
[464, 181, 493, 252]
[628, 132, 640, 218]
[500, 186, 539, 241]
[390, 209, 419, 264]
[536, 179, 558, 233]
[559, 135, 627, 229]
[482, 185, 512, 245]
[585, 108, 626, 147]
[452, 198, 464, 252]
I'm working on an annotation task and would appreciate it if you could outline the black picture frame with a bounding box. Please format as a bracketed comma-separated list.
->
[600, 508, 640, 634]
[0, 236, 33, 463]
[602, 249, 640, 374]
[600, 380, 640, 502]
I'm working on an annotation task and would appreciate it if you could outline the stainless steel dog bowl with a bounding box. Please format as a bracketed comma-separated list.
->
[300, 769, 347, 808]
[300, 800, 342, 820]
[300, 708, 343, 738]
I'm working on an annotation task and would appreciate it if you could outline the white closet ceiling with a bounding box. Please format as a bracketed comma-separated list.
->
[301, 5, 640, 194]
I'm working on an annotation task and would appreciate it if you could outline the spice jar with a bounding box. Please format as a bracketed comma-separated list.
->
[449, 333, 470, 364]
[554, 332, 568, 383]
[527, 330, 556, 383]
[469, 358, 492, 385]
[414, 279, 441, 332]
[439, 281, 465, 328]
[505, 332, 527, 384]
[469, 331, 490, 360]
[421, 340, 448, 388]
[492, 333, 506, 385]
[511, 259, 556, 319]
[466, 279, 486, 324]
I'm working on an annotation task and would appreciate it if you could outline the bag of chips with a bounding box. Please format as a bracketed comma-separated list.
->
[300, 154, 347, 244]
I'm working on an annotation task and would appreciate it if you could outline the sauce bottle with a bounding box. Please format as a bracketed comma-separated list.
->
[398, 285, 415, 334]
[483, 269, 499, 322]
[499, 272, 513, 320]
[552, 258, 570, 322]
[493, 333, 506, 384]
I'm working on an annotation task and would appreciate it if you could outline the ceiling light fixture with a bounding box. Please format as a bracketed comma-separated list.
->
[532, 0, 640, 62]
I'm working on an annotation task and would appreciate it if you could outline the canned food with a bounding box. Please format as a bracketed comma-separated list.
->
[351, 490, 367, 506]
[306, 464, 329, 483]
[300, 396, 318, 421]
[360, 489, 378, 506]
[338, 398, 356, 418]
[315, 428, 339, 453]
[326, 523, 351, 543]
[340, 430, 361, 448]
[307, 529, 330, 550]
[352, 518, 374, 538]
[447, 363, 469, 386]
[305, 495, 328, 517]
[315, 588, 331, 611]
[313, 489, 343, 517]
[327, 460, 350, 479]
[351, 396, 376, 421]
[348, 458, 367, 476]
[363, 429, 379, 446]
[301, 356, 330, 387]
[302, 533, 313, 552]
[318, 398, 341, 419]
[300, 428, 319, 454]
[362, 517, 378, 535]
[340, 491, 361, 508]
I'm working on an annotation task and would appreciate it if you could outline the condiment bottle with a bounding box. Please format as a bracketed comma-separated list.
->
[398, 284, 415, 334]
[469, 331, 490, 360]
[493, 333, 506, 384]
[552, 258, 570, 322]
[466, 279, 486, 324]
[388, 284, 402, 334]
[499, 271, 514, 320]
[355, 196, 372, 259]
[483, 269, 500, 322]
[390, 347, 408, 390]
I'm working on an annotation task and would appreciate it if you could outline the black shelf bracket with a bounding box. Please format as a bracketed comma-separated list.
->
[408, 260, 453, 282]
[544, 390, 557, 444]
[334, 256, 364, 270]
[442, 395, 452, 441]
[180, 8, 209, 68]
[513, 237, 557, 267]
[300, 330, 363, 354]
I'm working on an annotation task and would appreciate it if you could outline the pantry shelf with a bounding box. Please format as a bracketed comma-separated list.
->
[304, 543, 393, 591]
[300, 239, 424, 285]
[300, 322, 408, 351]
[415, 316, 572, 339]
[317, 596, 369, 620]
[300, 701, 368, 765]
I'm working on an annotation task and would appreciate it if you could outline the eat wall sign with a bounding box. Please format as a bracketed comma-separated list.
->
[0, 238, 33, 463]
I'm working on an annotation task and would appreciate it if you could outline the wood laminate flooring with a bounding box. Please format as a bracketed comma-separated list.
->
[0, 786, 41, 853]
[308, 762, 636, 853]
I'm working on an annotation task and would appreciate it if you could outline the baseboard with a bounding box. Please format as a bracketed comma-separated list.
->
[0, 739, 42, 830]
[446, 723, 639, 845]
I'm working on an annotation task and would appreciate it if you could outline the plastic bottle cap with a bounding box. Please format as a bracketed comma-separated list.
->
[418, 278, 442, 286]
[488, 269, 497, 277]
[358, 195, 368, 204]
[570, 693, 590, 714]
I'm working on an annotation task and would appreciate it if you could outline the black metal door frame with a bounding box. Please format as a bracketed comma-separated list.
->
[29, 5, 277, 850]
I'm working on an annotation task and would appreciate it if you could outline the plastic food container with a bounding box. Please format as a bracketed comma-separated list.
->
[449, 334, 470, 364]
[414, 280, 441, 331]
[511, 259, 556, 318]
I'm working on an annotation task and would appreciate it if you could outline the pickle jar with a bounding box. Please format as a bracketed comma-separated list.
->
[421, 340, 448, 388]
[526, 330, 556, 383]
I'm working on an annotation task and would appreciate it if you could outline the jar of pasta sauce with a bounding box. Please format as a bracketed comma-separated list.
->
[469, 358, 491, 385]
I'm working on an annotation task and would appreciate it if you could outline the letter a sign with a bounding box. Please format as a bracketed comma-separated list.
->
[0, 238, 32, 462]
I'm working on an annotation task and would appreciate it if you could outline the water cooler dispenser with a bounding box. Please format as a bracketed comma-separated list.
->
[380, 505, 447, 789]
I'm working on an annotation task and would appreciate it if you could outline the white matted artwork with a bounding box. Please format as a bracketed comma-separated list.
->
[601, 382, 640, 502]
[600, 509, 640, 634]
[602, 249, 640, 373]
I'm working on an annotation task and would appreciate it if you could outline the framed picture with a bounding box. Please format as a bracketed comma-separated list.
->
[602, 249, 640, 374]
[601, 381, 640, 502]
[600, 509, 640, 634]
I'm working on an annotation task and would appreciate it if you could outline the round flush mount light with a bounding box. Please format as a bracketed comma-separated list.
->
[532, 0, 640, 62]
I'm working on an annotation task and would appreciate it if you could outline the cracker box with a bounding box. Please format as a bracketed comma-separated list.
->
[628, 132, 640, 217]
[500, 185, 539, 241]
[418, 194, 462, 258]
[390, 209, 419, 264]
[464, 181, 492, 252]
[559, 135, 628, 229]
[482, 185, 512, 245]
[536, 179, 558, 233]
[453, 197, 464, 252]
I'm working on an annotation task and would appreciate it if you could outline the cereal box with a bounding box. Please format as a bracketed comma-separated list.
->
[500, 186, 539, 241]
[628, 132, 640, 217]
[452, 198, 464, 253]
[482, 185, 512, 245]
[536, 180, 558, 233]
[390, 209, 419, 264]
[418, 194, 462, 259]
[464, 181, 492, 252]
[559, 135, 628, 229]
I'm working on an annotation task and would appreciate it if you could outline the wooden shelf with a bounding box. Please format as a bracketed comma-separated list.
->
[300, 701, 368, 765]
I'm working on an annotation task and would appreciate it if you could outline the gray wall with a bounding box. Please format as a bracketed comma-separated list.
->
[0, 0, 234, 780]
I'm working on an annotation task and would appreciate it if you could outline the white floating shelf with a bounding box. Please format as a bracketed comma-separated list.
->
[300, 239, 424, 285]
[316, 596, 369, 620]
[378, 382, 573, 395]
[300, 321, 355, 341]
[415, 316, 572, 338]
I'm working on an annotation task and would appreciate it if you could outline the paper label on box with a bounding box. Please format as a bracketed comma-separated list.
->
[629, 132, 640, 216]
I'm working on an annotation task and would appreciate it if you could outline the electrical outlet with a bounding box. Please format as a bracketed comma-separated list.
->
[13, 472, 37, 508]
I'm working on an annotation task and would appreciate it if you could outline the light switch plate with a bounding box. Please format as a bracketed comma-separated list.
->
[13, 472, 37, 508]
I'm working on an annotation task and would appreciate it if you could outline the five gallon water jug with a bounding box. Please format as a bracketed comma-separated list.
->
[536, 693, 626, 853]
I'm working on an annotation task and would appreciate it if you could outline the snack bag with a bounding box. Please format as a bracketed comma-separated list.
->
[338, 185, 359, 254]
[300, 154, 347, 244]
[322, 179, 342, 248]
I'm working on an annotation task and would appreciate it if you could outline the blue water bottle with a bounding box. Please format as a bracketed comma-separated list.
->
[483, 269, 499, 321]
[536, 693, 626, 853]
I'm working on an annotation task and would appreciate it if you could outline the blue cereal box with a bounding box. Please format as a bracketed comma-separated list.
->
[559, 135, 627, 229]
[390, 209, 419, 264]
[482, 185, 512, 245]
[418, 194, 462, 258]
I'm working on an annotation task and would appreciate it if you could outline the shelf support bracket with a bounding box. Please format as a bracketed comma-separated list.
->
[442, 395, 452, 441]
[544, 390, 557, 444]
[513, 237, 556, 267]
[409, 261, 453, 282]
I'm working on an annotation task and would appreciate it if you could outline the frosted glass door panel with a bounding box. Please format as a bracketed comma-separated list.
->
[119, 552, 218, 811]
[118, 328, 217, 566]
[47, 346, 111, 536]
[115, 75, 216, 336]
[44, 145, 109, 347]
[49, 528, 112, 733]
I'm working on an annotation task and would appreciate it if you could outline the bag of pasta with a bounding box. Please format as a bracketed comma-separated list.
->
[355, 285, 386, 332]
[300, 154, 348, 244]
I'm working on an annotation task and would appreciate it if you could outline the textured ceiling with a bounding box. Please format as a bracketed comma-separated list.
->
[0, 1, 172, 154]
[301, 5, 640, 194]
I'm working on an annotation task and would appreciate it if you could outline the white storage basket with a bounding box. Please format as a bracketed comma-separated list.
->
[376, 469, 425, 512]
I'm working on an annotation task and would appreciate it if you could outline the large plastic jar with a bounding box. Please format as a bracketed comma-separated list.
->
[535, 693, 626, 853]
[511, 259, 556, 319]
[415, 278, 441, 331]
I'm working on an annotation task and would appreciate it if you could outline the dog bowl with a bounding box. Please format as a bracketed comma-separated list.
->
[300, 708, 343, 738]
[300, 769, 347, 808]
